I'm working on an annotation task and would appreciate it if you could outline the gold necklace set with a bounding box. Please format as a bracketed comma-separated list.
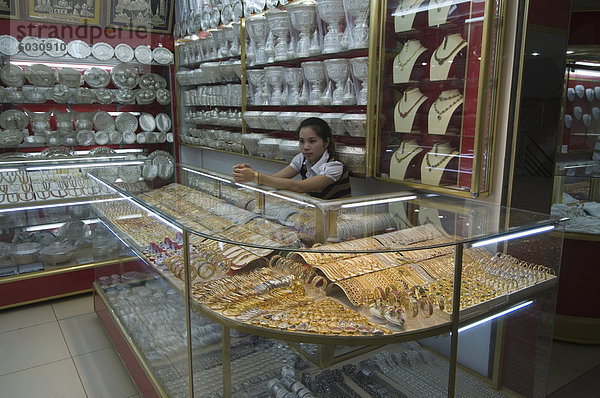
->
[425, 143, 453, 170]
[433, 35, 467, 65]
[432, 92, 462, 120]
[396, 40, 424, 71]
[396, 89, 426, 118]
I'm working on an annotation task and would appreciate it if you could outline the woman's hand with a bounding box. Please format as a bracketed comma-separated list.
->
[233, 164, 255, 183]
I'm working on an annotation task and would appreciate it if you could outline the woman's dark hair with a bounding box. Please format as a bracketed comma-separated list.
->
[297, 117, 337, 156]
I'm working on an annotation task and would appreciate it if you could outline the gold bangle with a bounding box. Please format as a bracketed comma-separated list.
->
[254, 170, 260, 184]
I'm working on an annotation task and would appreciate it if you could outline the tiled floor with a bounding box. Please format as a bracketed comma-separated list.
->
[0, 293, 598, 397]
[0, 294, 139, 398]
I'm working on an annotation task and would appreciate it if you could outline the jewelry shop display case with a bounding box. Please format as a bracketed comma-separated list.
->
[0, 157, 157, 309]
[91, 163, 564, 397]
[550, 54, 600, 343]
[375, 0, 503, 196]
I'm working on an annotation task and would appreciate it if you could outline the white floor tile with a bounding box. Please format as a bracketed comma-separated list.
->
[0, 358, 86, 398]
[52, 293, 94, 320]
[74, 347, 139, 398]
[0, 302, 56, 334]
[59, 313, 112, 357]
[0, 322, 70, 376]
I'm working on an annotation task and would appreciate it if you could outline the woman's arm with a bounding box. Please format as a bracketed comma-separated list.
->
[233, 164, 332, 193]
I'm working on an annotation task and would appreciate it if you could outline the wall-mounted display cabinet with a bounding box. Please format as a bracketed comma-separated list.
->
[174, 0, 504, 196]
[92, 162, 564, 397]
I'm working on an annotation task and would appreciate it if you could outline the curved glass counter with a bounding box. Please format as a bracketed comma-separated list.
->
[90, 163, 564, 397]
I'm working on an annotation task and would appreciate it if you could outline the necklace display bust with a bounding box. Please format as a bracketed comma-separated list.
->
[430, 33, 467, 81]
[393, 40, 427, 83]
[394, 0, 426, 33]
[428, 89, 463, 134]
[394, 87, 428, 132]
[420, 141, 458, 186]
[390, 139, 423, 180]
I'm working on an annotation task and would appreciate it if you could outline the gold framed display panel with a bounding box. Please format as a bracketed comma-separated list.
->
[373, 0, 505, 197]
[90, 163, 564, 397]
[0, 0, 17, 19]
[107, 0, 174, 33]
[27, 0, 100, 25]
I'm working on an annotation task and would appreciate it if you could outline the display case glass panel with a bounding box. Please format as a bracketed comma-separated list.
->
[375, 0, 501, 196]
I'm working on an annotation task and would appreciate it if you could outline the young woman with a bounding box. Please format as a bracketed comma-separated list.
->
[233, 117, 351, 199]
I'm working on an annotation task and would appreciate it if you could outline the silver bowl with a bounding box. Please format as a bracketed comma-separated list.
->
[259, 111, 282, 131]
[241, 133, 268, 156]
[257, 137, 282, 159]
[277, 112, 299, 132]
[279, 139, 300, 162]
[341, 113, 367, 137]
[320, 113, 346, 135]
[243, 111, 265, 129]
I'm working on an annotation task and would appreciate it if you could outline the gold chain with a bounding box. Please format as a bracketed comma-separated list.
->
[425, 143, 453, 170]
[396, 41, 424, 70]
[433, 36, 466, 65]
[432, 93, 462, 120]
[394, 141, 421, 163]
[397, 90, 426, 117]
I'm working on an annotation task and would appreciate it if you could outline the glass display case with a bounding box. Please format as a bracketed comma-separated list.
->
[375, 0, 502, 196]
[0, 159, 143, 309]
[92, 163, 564, 397]
[551, 53, 600, 344]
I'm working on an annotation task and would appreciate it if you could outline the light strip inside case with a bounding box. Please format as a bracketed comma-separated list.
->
[457, 300, 534, 333]
[471, 225, 556, 247]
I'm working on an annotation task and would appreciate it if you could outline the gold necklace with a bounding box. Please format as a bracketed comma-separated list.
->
[425, 144, 452, 170]
[396, 41, 424, 70]
[433, 36, 466, 65]
[394, 141, 421, 163]
[432, 93, 462, 120]
[397, 90, 426, 118]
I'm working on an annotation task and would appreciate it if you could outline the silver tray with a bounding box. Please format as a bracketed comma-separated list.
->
[134, 45, 153, 64]
[25, 64, 56, 87]
[139, 113, 156, 131]
[0, 129, 25, 146]
[56, 67, 83, 88]
[9, 242, 42, 265]
[115, 88, 135, 104]
[0, 110, 28, 129]
[156, 88, 171, 105]
[93, 111, 115, 131]
[115, 112, 138, 134]
[139, 73, 167, 90]
[44, 38, 67, 57]
[92, 42, 114, 61]
[152, 47, 174, 65]
[21, 36, 44, 57]
[67, 40, 92, 59]
[136, 88, 155, 104]
[114, 43, 134, 63]
[93, 88, 114, 104]
[148, 150, 175, 179]
[89, 146, 116, 155]
[0, 35, 19, 56]
[40, 146, 74, 157]
[83, 67, 110, 88]
[111, 63, 139, 89]
[155, 113, 172, 132]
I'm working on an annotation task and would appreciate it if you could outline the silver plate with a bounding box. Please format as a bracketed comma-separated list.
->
[83, 67, 110, 88]
[156, 88, 171, 105]
[115, 43, 134, 63]
[152, 47, 173, 65]
[76, 130, 95, 146]
[111, 63, 139, 89]
[92, 42, 114, 61]
[139, 113, 156, 131]
[20, 36, 44, 57]
[135, 88, 155, 104]
[93, 111, 115, 131]
[115, 112, 138, 134]
[210, 9, 221, 29]
[44, 38, 67, 57]
[232, 1, 243, 21]
[0, 35, 19, 56]
[155, 113, 172, 132]
[0, 64, 24, 88]
[67, 40, 92, 59]
[94, 131, 109, 145]
[115, 88, 135, 104]
[221, 4, 232, 24]
[0, 110, 28, 129]
[122, 131, 137, 144]
[134, 45, 153, 64]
